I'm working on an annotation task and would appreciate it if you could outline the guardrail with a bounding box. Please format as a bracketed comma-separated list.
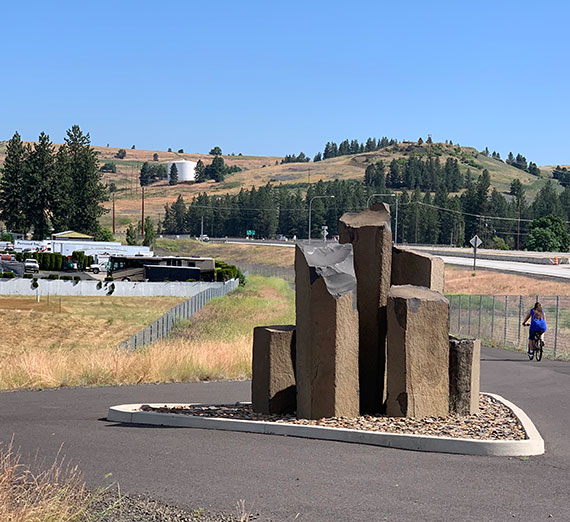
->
[118, 278, 239, 350]
[447, 294, 567, 358]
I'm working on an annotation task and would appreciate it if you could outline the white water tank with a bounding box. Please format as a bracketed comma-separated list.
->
[167, 160, 197, 182]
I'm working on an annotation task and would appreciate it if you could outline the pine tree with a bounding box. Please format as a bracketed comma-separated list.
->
[139, 162, 150, 186]
[0, 132, 28, 233]
[143, 217, 156, 246]
[506, 152, 515, 165]
[65, 125, 107, 235]
[195, 160, 207, 182]
[126, 223, 137, 245]
[169, 163, 179, 185]
[313, 152, 322, 162]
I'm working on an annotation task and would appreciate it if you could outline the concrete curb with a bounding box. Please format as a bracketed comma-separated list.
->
[107, 392, 544, 456]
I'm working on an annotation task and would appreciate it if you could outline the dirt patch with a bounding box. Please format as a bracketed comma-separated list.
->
[445, 266, 570, 295]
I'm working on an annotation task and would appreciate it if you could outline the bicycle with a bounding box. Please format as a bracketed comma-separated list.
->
[522, 324, 544, 361]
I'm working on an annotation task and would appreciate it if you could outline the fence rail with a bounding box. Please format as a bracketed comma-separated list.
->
[118, 278, 239, 350]
[447, 294, 568, 358]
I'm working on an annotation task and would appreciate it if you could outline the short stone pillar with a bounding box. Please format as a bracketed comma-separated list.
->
[449, 336, 480, 415]
[339, 203, 392, 414]
[295, 242, 359, 420]
[391, 246, 444, 293]
[386, 285, 450, 418]
[252, 325, 297, 415]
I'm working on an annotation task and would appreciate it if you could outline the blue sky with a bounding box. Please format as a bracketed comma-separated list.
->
[1, 1, 569, 165]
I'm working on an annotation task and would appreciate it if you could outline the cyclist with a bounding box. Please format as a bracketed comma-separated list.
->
[522, 302, 547, 357]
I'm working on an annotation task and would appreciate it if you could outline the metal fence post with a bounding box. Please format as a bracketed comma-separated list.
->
[504, 296, 508, 346]
[518, 296, 523, 346]
[478, 295, 482, 338]
[555, 296, 560, 357]
[458, 295, 462, 333]
[491, 295, 495, 342]
[468, 294, 472, 336]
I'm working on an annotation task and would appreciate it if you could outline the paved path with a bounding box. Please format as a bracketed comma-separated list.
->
[1, 347, 569, 521]
[441, 255, 570, 280]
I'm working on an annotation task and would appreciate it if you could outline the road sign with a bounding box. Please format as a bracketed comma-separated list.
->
[470, 235, 482, 248]
[246, 230, 255, 236]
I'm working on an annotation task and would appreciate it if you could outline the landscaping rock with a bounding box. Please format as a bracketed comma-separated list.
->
[339, 203, 392, 413]
[295, 242, 359, 420]
[252, 325, 296, 415]
[449, 336, 481, 415]
[386, 285, 450, 418]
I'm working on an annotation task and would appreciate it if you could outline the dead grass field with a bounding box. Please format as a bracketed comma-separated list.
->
[0, 276, 293, 390]
[444, 266, 570, 295]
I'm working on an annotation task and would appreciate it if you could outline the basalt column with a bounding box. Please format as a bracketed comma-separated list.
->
[386, 285, 450, 418]
[339, 203, 392, 413]
[295, 242, 359, 420]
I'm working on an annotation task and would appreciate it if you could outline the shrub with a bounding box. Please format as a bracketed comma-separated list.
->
[47, 274, 59, 280]
[23, 273, 33, 279]
[1, 272, 15, 278]
[104, 276, 114, 282]
[74, 276, 81, 282]
[31, 278, 39, 288]
[60, 275, 72, 281]
[115, 148, 126, 159]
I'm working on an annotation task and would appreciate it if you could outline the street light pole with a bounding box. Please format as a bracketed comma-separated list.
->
[367, 193, 398, 244]
[308, 195, 335, 243]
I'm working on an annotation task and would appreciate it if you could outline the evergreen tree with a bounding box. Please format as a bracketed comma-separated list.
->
[506, 152, 515, 165]
[65, 125, 107, 236]
[532, 180, 564, 219]
[208, 155, 226, 182]
[139, 162, 150, 186]
[143, 217, 156, 246]
[126, 223, 137, 245]
[26, 133, 57, 239]
[313, 152, 322, 162]
[169, 163, 178, 185]
[153, 153, 159, 161]
[525, 215, 569, 252]
[209, 146, 222, 156]
[195, 160, 207, 182]
[0, 132, 28, 233]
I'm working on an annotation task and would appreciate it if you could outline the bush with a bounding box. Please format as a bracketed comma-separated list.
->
[60, 275, 72, 281]
[47, 274, 59, 280]
[115, 149, 126, 159]
[73, 276, 81, 282]
[31, 278, 38, 288]
[23, 273, 33, 279]
[104, 276, 114, 282]
[1, 272, 15, 278]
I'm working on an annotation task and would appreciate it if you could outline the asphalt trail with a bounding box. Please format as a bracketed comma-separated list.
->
[1, 347, 569, 521]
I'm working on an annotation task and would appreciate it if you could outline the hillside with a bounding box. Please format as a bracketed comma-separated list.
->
[0, 139, 565, 231]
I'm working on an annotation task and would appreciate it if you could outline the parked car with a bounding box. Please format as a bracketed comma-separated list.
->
[198, 234, 209, 242]
[24, 259, 40, 273]
[89, 262, 107, 275]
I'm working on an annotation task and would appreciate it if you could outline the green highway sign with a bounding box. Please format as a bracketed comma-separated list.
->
[246, 230, 255, 236]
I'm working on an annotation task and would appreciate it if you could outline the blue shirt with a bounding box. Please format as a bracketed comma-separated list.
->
[530, 309, 547, 332]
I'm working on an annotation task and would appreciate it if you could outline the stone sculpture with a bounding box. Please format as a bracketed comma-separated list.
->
[391, 245, 444, 292]
[339, 203, 392, 413]
[252, 325, 296, 415]
[449, 336, 481, 415]
[386, 285, 450, 418]
[295, 242, 359, 420]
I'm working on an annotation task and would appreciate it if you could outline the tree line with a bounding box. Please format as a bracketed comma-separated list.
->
[161, 173, 570, 252]
[0, 126, 108, 239]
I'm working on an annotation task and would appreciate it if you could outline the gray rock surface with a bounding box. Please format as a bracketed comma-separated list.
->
[386, 285, 450, 418]
[449, 336, 481, 415]
[339, 203, 392, 413]
[295, 242, 359, 419]
[252, 325, 296, 415]
[391, 245, 445, 292]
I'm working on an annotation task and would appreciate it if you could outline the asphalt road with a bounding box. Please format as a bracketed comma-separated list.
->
[1, 346, 569, 521]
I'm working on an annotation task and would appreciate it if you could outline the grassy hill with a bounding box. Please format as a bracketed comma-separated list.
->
[0, 139, 566, 231]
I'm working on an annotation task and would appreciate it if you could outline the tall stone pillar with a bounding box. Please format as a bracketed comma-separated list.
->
[449, 336, 480, 415]
[339, 203, 392, 413]
[295, 242, 359, 420]
[391, 246, 444, 292]
[252, 325, 296, 415]
[386, 285, 450, 418]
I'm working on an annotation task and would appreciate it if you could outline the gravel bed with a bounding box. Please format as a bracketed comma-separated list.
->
[87, 489, 244, 521]
[140, 394, 526, 441]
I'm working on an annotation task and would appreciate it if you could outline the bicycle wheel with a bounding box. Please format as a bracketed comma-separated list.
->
[535, 340, 544, 361]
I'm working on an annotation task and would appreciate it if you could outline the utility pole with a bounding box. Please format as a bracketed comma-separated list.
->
[201, 216, 204, 237]
[112, 192, 116, 235]
[141, 185, 145, 238]
[517, 202, 521, 250]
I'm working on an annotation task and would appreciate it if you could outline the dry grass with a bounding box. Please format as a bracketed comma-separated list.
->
[155, 238, 295, 268]
[0, 441, 103, 522]
[0, 276, 294, 389]
[445, 266, 570, 295]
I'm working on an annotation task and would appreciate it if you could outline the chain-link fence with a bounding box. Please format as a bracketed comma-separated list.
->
[118, 279, 239, 350]
[448, 294, 568, 358]
[234, 262, 294, 283]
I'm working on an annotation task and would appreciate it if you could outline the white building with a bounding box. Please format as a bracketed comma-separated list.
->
[167, 160, 197, 182]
